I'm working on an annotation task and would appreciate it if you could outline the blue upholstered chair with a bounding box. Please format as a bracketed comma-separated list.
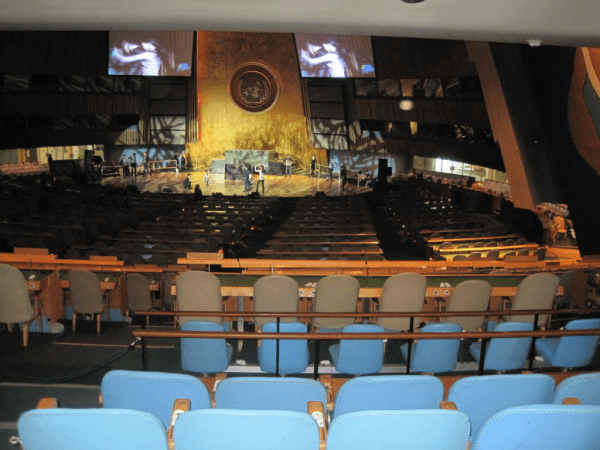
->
[332, 375, 444, 420]
[469, 404, 600, 450]
[327, 410, 470, 450]
[258, 322, 309, 374]
[470, 321, 533, 371]
[180, 321, 233, 373]
[18, 408, 168, 450]
[328, 324, 384, 375]
[535, 318, 600, 369]
[215, 377, 327, 412]
[400, 322, 462, 373]
[174, 409, 319, 450]
[100, 370, 211, 427]
[445, 374, 555, 437]
[552, 372, 600, 405]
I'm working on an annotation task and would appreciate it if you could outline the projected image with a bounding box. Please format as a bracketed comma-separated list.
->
[294, 33, 375, 78]
[108, 31, 194, 77]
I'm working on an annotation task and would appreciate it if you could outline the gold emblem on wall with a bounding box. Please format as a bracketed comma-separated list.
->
[229, 62, 280, 113]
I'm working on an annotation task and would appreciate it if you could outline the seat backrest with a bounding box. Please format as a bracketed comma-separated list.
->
[445, 280, 492, 331]
[482, 321, 533, 371]
[410, 322, 462, 373]
[333, 324, 385, 375]
[175, 271, 222, 325]
[18, 408, 168, 450]
[215, 377, 327, 412]
[509, 272, 559, 324]
[0, 264, 34, 323]
[447, 374, 555, 437]
[548, 318, 600, 368]
[378, 272, 427, 331]
[313, 275, 359, 330]
[68, 269, 104, 314]
[333, 375, 444, 419]
[174, 409, 319, 450]
[258, 322, 309, 374]
[253, 275, 299, 327]
[101, 369, 211, 427]
[126, 273, 152, 311]
[180, 321, 232, 373]
[552, 372, 600, 405]
[470, 404, 600, 450]
[327, 410, 470, 450]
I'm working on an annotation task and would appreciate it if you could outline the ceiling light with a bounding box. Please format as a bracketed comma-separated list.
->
[402, 0, 425, 3]
[399, 99, 414, 111]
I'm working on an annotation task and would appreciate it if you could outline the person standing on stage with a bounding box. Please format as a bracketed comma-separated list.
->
[284, 155, 293, 177]
[142, 152, 150, 175]
[204, 169, 211, 187]
[243, 164, 251, 193]
[131, 154, 137, 177]
[255, 164, 265, 195]
[327, 157, 334, 181]
[310, 155, 316, 177]
[340, 165, 347, 192]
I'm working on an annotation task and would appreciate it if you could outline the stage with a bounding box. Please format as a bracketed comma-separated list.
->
[99, 170, 373, 197]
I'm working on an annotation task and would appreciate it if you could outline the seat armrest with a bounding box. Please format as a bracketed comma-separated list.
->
[167, 398, 190, 450]
[318, 374, 335, 412]
[440, 401, 457, 410]
[308, 401, 327, 450]
[37, 398, 58, 409]
[562, 397, 581, 405]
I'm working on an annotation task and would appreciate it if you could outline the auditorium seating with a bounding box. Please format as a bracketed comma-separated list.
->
[328, 324, 385, 375]
[552, 372, 600, 405]
[444, 374, 555, 437]
[377, 272, 427, 332]
[331, 375, 444, 419]
[258, 322, 309, 374]
[400, 322, 462, 373]
[214, 377, 327, 412]
[327, 409, 470, 450]
[311, 275, 360, 332]
[469, 404, 600, 450]
[174, 409, 320, 450]
[470, 322, 533, 372]
[535, 318, 600, 369]
[180, 321, 233, 373]
[100, 370, 211, 427]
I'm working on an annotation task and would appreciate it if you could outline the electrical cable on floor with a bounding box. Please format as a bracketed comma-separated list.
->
[0, 337, 141, 384]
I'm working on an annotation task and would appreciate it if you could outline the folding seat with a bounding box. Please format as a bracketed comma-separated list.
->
[327, 409, 470, 450]
[258, 322, 309, 374]
[174, 409, 319, 450]
[552, 372, 600, 405]
[469, 404, 600, 450]
[215, 377, 327, 412]
[18, 408, 168, 450]
[445, 374, 555, 437]
[400, 322, 462, 373]
[535, 318, 600, 369]
[332, 375, 444, 419]
[180, 321, 233, 373]
[101, 370, 211, 427]
[470, 322, 533, 371]
[328, 324, 384, 375]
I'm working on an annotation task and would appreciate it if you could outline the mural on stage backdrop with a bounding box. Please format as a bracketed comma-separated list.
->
[186, 31, 324, 170]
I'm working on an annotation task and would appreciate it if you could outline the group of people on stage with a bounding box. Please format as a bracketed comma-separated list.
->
[119, 153, 151, 177]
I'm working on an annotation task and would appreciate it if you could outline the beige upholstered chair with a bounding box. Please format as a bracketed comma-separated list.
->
[174, 270, 223, 327]
[505, 272, 560, 327]
[126, 273, 153, 325]
[377, 272, 427, 332]
[444, 280, 492, 331]
[0, 264, 42, 347]
[68, 269, 108, 337]
[253, 275, 300, 329]
[312, 275, 360, 331]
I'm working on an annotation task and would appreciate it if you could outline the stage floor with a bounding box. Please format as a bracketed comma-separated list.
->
[100, 171, 372, 197]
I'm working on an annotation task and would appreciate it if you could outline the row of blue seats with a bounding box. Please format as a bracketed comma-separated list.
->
[180, 318, 600, 375]
[16, 370, 600, 450]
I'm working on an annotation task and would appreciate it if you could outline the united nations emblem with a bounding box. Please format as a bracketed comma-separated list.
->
[229, 63, 280, 113]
